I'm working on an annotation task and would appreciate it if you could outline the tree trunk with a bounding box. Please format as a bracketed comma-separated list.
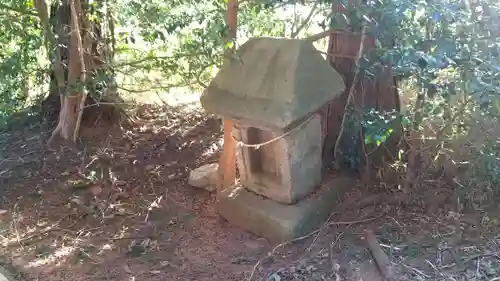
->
[45, 0, 87, 147]
[38, 0, 115, 149]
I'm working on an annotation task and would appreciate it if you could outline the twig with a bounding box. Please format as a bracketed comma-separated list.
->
[247, 232, 316, 281]
[330, 231, 345, 274]
[291, 0, 319, 38]
[306, 28, 364, 42]
[77, 247, 100, 264]
[12, 203, 22, 248]
[462, 252, 500, 264]
[434, 97, 472, 140]
[424, 260, 445, 277]
[333, 26, 368, 163]
[71, 0, 89, 142]
[307, 212, 384, 251]
[247, 214, 382, 281]
[8, 218, 70, 245]
[109, 235, 149, 241]
[365, 229, 395, 280]
[306, 205, 342, 252]
[327, 215, 382, 226]
[400, 263, 430, 279]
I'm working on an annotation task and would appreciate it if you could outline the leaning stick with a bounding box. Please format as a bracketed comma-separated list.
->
[364, 229, 395, 280]
[333, 25, 367, 163]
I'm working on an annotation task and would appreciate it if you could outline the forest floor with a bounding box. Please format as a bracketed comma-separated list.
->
[1, 99, 500, 281]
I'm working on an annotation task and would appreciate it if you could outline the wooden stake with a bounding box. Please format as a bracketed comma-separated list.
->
[217, 119, 237, 194]
[216, 0, 238, 195]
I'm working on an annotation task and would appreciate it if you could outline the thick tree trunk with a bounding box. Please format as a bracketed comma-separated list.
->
[46, 0, 87, 147]
[38, 0, 116, 148]
[34, 0, 66, 122]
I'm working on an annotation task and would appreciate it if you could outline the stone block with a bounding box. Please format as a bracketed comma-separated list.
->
[0, 266, 15, 281]
[233, 114, 322, 204]
[188, 163, 218, 192]
[217, 176, 356, 243]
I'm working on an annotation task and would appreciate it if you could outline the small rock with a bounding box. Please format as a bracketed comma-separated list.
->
[123, 264, 132, 274]
[0, 209, 8, 221]
[231, 256, 254, 264]
[188, 163, 219, 192]
[159, 261, 171, 267]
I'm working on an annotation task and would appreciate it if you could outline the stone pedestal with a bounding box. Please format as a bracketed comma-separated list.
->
[233, 114, 322, 204]
[217, 176, 356, 243]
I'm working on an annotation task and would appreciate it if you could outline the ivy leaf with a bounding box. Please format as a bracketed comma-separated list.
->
[225, 40, 234, 50]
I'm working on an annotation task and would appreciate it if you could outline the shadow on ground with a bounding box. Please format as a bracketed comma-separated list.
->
[0, 103, 272, 281]
[0, 103, 500, 281]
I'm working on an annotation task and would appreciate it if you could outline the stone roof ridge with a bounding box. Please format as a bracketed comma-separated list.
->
[200, 37, 345, 129]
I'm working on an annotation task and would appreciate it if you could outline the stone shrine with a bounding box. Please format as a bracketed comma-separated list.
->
[231, 114, 322, 204]
[200, 37, 355, 242]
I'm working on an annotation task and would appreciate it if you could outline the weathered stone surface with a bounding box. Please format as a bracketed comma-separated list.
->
[217, 176, 356, 243]
[200, 37, 345, 129]
[233, 114, 322, 204]
[188, 163, 218, 192]
[0, 266, 15, 281]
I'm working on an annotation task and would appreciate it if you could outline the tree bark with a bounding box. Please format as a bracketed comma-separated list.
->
[70, 0, 88, 142]
[46, 0, 86, 147]
[44, 0, 114, 148]
[34, 0, 65, 121]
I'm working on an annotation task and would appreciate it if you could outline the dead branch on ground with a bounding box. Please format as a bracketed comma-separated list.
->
[365, 229, 396, 280]
[247, 214, 383, 281]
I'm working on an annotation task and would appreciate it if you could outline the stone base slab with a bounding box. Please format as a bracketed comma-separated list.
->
[217, 176, 357, 243]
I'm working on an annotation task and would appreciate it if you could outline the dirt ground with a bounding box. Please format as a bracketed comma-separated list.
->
[1, 103, 500, 281]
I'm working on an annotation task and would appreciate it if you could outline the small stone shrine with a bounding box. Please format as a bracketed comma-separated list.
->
[200, 37, 355, 242]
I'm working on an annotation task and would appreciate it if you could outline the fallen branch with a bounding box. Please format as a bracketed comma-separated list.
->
[333, 25, 368, 164]
[365, 229, 395, 280]
[247, 214, 383, 281]
[306, 211, 382, 251]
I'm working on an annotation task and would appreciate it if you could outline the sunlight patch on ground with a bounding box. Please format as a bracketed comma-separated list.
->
[201, 138, 223, 158]
[1, 219, 55, 247]
[121, 86, 202, 108]
[26, 246, 75, 268]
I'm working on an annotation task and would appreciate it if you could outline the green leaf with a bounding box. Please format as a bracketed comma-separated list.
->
[225, 40, 234, 50]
